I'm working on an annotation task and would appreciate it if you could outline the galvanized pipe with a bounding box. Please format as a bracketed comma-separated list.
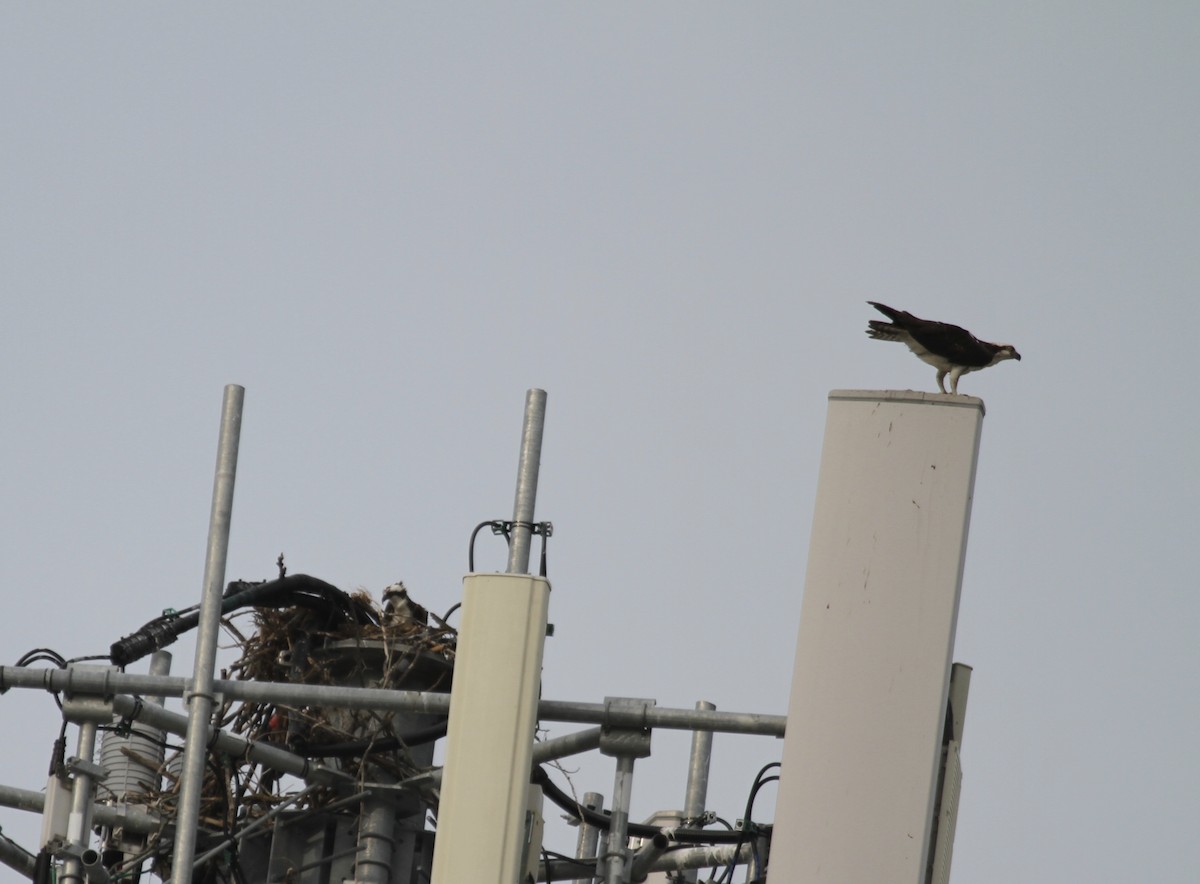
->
[627, 832, 669, 882]
[146, 651, 172, 699]
[573, 792, 604, 884]
[80, 848, 111, 884]
[0, 833, 36, 879]
[539, 698, 784, 737]
[539, 842, 754, 883]
[0, 784, 162, 835]
[0, 667, 786, 737]
[602, 755, 636, 884]
[644, 841, 753, 877]
[355, 794, 398, 884]
[109, 694, 350, 788]
[171, 384, 244, 884]
[419, 726, 603, 792]
[680, 700, 716, 883]
[59, 721, 99, 884]
[682, 700, 715, 822]
[507, 388, 547, 575]
[744, 833, 769, 882]
[533, 727, 604, 764]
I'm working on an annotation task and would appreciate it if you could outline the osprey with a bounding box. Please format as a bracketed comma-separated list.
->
[865, 301, 1020, 394]
[382, 581, 429, 626]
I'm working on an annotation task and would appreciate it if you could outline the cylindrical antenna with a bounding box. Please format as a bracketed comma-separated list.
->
[506, 388, 547, 575]
[171, 384, 244, 884]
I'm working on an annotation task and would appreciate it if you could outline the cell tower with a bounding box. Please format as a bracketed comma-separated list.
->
[0, 386, 983, 884]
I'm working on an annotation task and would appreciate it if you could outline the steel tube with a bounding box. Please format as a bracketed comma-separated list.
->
[538, 699, 785, 737]
[0, 784, 162, 835]
[507, 388, 547, 575]
[355, 794, 397, 884]
[0, 667, 786, 737]
[146, 651, 172, 699]
[539, 842, 754, 882]
[80, 848, 111, 884]
[680, 700, 716, 883]
[109, 694, 351, 789]
[627, 832, 669, 882]
[532, 727, 604, 764]
[647, 841, 753, 876]
[603, 755, 636, 884]
[682, 700, 715, 822]
[573, 792, 604, 884]
[0, 831, 36, 879]
[171, 384, 244, 884]
[419, 726, 604, 792]
[60, 721, 99, 884]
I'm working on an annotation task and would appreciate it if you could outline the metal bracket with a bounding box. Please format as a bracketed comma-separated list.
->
[599, 697, 655, 759]
[181, 681, 224, 711]
[65, 755, 108, 781]
[62, 664, 119, 724]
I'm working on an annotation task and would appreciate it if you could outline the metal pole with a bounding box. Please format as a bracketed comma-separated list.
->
[0, 784, 162, 835]
[58, 722, 99, 884]
[355, 794, 398, 884]
[603, 756, 636, 884]
[533, 727, 604, 765]
[171, 384, 244, 884]
[683, 700, 715, 822]
[147, 651, 173, 698]
[0, 835, 36, 879]
[681, 700, 716, 883]
[573, 792, 604, 884]
[627, 833, 669, 882]
[110, 693, 351, 789]
[0, 666, 788, 737]
[541, 842, 755, 883]
[507, 388, 547, 574]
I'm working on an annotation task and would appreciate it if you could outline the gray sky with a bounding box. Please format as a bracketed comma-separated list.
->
[2, 5, 1198, 882]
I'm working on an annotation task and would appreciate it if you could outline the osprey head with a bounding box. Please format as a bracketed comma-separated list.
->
[991, 343, 1021, 363]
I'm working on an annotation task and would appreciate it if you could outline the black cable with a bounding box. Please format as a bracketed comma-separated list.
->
[467, 519, 552, 574]
[538, 525, 550, 578]
[14, 648, 69, 668]
[468, 520, 508, 572]
[67, 653, 115, 664]
[8, 648, 70, 708]
[540, 849, 596, 877]
[32, 850, 52, 884]
[110, 574, 378, 667]
[715, 763, 780, 884]
[532, 766, 760, 845]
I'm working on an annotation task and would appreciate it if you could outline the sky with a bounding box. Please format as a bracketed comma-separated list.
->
[1, 4, 1198, 882]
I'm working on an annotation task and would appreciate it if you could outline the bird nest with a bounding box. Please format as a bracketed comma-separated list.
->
[153, 582, 455, 847]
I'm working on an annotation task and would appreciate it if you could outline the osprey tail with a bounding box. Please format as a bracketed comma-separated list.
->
[867, 319, 905, 342]
[867, 301, 918, 324]
[865, 302, 916, 341]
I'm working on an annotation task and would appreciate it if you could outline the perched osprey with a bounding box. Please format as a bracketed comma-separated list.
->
[865, 302, 1021, 394]
[382, 581, 429, 626]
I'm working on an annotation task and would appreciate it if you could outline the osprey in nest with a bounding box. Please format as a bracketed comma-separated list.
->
[866, 301, 1021, 394]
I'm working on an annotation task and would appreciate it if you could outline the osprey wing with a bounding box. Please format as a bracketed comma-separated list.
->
[903, 320, 996, 368]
